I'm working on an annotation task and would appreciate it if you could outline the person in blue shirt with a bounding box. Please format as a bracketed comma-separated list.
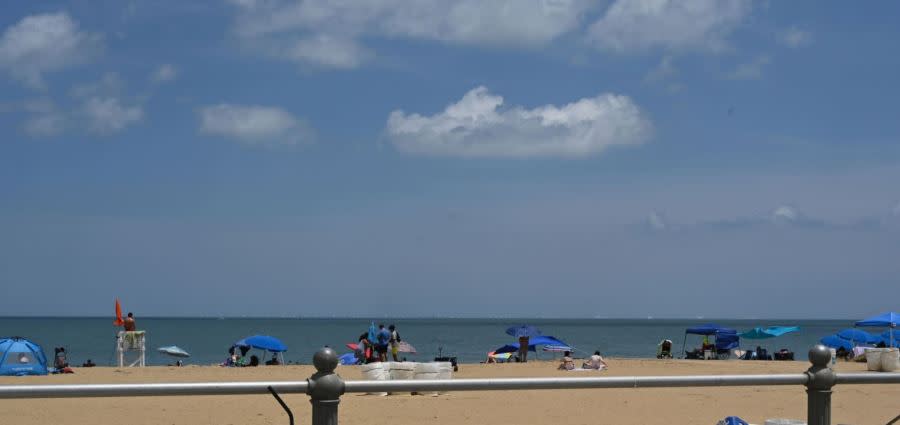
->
[376, 324, 391, 362]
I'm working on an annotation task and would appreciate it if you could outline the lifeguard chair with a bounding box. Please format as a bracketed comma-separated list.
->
[116, 331, 146, 367]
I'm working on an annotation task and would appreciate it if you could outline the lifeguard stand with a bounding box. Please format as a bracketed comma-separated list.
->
[116, 330, 146, 367]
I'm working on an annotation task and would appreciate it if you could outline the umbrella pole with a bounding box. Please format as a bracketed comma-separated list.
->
[680, 333, 687, 359]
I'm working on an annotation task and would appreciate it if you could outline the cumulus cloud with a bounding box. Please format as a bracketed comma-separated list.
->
[728, 55, 770, 80]
[588, 0, 751, 53]
[199, 103, 313, 145]
[228, 0, 593, 68]
[82, 97, 143, 134]
[779, 27, 813, 48]
[0, 13, 102, 88]
[386, 86, 652, 158]
[151, 64, 178, 83]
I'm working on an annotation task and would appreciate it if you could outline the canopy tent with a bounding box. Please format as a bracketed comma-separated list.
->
[681, 324, 740, 358]
[0, 337, 48, 376]
[855, 312, 899, 347]
[233, 335, 287, 365]
[493, 336, 572, 355]
[157, 345, 190, 358]
[739, 326, 800, 339]
[881, 330, 900, 348]
[820, 334, 853, 351]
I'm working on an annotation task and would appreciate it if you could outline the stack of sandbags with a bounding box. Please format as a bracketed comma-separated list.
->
[360, 362, 389, 396]
[386, 362, 416, 395]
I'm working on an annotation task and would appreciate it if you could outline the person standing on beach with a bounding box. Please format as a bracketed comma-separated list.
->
[518, 335, 529, 362]
[123, 312, 136, 332]
[389, 324, 401, 361]
[376, 324, 390, 362]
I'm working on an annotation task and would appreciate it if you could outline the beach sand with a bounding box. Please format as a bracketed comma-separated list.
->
[1, 359, 897, 425]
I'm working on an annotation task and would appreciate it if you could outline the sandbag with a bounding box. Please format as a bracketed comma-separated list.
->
[360, 362, 388, 396]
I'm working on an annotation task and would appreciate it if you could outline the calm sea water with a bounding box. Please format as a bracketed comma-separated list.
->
[0, 318, 853, 366]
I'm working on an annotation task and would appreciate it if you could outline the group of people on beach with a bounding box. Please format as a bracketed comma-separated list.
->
[355, 324, 402, 363]
[557, 350, 608, 371]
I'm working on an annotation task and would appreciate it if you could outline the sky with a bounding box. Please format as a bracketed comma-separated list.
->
[1, 0, 899, 318]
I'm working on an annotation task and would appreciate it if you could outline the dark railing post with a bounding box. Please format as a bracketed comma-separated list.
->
[307, 347, 345, 425]
[806, 344, 836, 425]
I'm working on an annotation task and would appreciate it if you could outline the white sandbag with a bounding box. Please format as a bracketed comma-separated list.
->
[386, 362, 416, 395]
[360, 362, 389, 396]
[865, 348, 885, 371]
[880, 348, 899, 372]
[436, 362, 453, 394]
[414, 362, 443, 396]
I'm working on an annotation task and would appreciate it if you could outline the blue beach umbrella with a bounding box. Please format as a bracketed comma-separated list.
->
[368, 322, 378, 344]
[506, 325, 542, 338]
[233, 335, 287, 352]
[836, 329, 879, 345]
[739, 326, 800, 339]
[819, 335, 852, 351]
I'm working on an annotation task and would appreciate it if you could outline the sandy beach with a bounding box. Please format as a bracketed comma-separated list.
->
[1, 359, 897, 425]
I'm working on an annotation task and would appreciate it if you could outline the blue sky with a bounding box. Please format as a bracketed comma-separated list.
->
[1, 0, 898, 318]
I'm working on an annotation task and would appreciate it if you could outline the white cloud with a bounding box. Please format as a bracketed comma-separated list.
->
[151, 64, 178, 83]
[588, 0, 752, 53]
[728, 55, 770, 80]
[70, 72, 124, 98]
[199, 103, 313, 145]
[771, 205, 799, 223]
[82, 97, 143, 134]
[386, 86, 652, 158]
[779, 27, 813, 48]
[228, 0, 593, 68]
[283, 36, 371, 69]
[21, 99, 66, 137]
[0, 13, 102, 88]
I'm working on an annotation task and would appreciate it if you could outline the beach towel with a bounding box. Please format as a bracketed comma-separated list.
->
[567, 366, 607, 372]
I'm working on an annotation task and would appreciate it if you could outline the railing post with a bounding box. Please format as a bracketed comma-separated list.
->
[307, 347, 345, 425]
[806, 344, 836, 425]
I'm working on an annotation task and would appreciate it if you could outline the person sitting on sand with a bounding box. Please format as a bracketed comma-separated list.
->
[557, 351, 575, 370]
[265, 357, 280, 366]
[245, 355, 259, 367]
[82, 359, 96, 367]
[583, 351, 608, 370]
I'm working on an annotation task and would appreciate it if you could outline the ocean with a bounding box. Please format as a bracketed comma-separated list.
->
[0, 317, 854, 366]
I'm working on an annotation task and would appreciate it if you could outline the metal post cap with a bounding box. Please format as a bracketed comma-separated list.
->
[808, 344, 831, 368]
[313, 347, 339, 373]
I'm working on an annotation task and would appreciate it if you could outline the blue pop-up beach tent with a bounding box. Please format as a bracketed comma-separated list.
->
[855, 312, 899, 347]
[0, 337, 48, 376]
[681, 324, 740, 358]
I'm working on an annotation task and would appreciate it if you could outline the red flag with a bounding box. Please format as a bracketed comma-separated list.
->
[113, 298, 124, 326]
